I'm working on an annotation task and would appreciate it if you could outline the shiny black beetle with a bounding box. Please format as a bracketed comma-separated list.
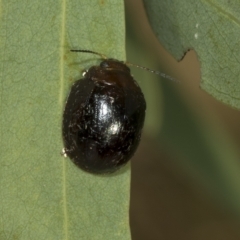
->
[62, 50, 146, 174]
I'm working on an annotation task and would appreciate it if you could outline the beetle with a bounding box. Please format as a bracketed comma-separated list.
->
[62, 50, 146, 174]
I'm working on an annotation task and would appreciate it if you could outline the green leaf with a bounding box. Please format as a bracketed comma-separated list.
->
[0, 1, 130, 239]
[143, 0, 240, 109]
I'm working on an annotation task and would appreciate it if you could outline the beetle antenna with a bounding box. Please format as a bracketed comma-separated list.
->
[126, 62, 179, 83]
[71, 49, 179, 83]
[70, 49, 107, 59]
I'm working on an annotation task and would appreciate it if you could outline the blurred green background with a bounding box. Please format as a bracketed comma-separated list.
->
[125, 1, 240, 239]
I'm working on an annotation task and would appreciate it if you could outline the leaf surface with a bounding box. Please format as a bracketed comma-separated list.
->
[143, 0, 240, 109]
[0, 1, 130, 239]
